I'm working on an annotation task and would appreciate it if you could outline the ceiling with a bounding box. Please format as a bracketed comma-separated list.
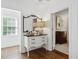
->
[1, 0, 69, 17]
[2, 0, 54, 16]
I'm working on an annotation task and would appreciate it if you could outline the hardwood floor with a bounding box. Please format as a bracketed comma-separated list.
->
[1, 46, 68, 59]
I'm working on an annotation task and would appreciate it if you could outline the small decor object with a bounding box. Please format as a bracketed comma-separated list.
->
[56, 16, 63, 30]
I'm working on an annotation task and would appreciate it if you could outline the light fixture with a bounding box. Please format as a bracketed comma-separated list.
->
[33, 18, 46, 28]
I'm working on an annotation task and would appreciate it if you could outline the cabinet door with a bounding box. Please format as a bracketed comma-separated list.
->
[56, 31, 67, 44]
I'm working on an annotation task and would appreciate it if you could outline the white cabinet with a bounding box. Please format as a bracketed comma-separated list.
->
[24, 35, 48, 52]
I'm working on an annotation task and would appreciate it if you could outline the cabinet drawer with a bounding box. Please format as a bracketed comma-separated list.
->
[38, 36, 47, 43]
[27, 36, 47, 48]
[29, 41, 37, 47]
[39, 36, 47, 40]
[29, 37, 38, 47]
[30, 41, 36, 45]
[29, 37, 37, 42]
[40, 36, 46, 39]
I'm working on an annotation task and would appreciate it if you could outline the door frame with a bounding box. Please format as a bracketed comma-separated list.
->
[51, 8, 69, 55]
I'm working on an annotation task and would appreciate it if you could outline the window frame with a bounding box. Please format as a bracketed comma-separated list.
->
[2, 16, 17, 36]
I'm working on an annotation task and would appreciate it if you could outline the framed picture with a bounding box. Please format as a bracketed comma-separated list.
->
[56, 16, 63, 30]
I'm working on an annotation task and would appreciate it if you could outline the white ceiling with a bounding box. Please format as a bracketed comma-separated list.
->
[1, 0, 69, 17]
[1, 0, 55, 16]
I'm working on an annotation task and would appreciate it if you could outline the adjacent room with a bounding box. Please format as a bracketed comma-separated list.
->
[1, 0, 78, 59]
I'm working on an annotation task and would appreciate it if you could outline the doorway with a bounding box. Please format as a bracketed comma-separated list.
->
[52, 8, 69, 58]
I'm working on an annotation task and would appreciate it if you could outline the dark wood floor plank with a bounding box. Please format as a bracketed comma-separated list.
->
[1, 46, 68, 59]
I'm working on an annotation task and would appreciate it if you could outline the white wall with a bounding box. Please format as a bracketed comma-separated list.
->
[1, 0, 69, 49]
[43, 1, 78, 59]
[42, 0, 78, 59]
[55, 9, 68, 31]
[1, 0, 78, 59]
[42, 0, 69, 51]
[1, 8, 21, 49]
[1, 0, 53, 17]
[69, 0, 78, 59]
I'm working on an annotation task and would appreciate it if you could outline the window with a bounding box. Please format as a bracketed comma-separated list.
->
[2, 16, 17, 35]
